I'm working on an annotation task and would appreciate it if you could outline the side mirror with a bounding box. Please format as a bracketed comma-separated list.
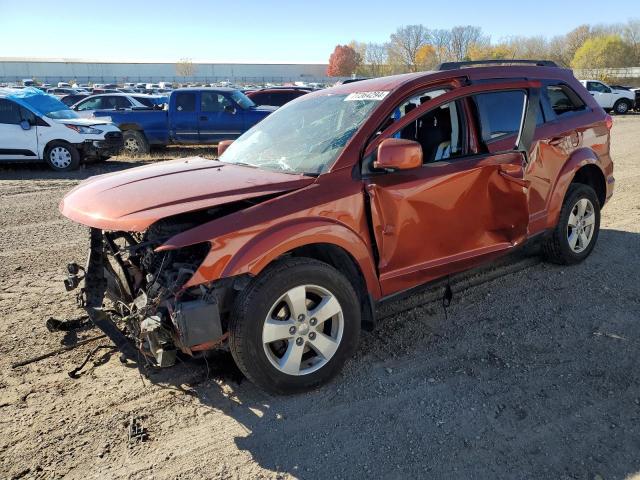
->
[217, 140, 234, 157]
[224, 105, 236, 115]
[374, 138, 422, 171]
[19, 120, 31, 131]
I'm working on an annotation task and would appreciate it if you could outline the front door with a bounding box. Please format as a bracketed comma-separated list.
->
[0, 99, 38, 160]
[364, 82, 540, 296]
[198, 91, 245, 143]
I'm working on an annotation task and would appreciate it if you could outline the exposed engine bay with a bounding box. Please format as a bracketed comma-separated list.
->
[64, 211, 243, 368]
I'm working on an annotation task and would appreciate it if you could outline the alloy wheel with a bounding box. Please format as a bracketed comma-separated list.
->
[262, 284, 344, 376]
[567, 198, 595, 253]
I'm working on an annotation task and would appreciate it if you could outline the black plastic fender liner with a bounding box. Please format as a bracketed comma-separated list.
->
[85, 228, 138, 361]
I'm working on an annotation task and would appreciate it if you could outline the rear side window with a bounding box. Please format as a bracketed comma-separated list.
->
[472, 91, 526, 144]
[175, 92, 195, 112]
[249, 92, 269, 105]
[546, 84, 586, 116]
[0, 99, 22, 124]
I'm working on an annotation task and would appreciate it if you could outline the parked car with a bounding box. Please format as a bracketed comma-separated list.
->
[0, 87, 123, 171]
[245, 87, 311, 107]
[60, 60, 614, 393]
[91, 88, 120, 94]
[92, 87, 275, 154]
[71, 93, 150, 117]
[59, 93, 90, 107]
[579, 79, 635, 114]
[47, 87, 80, 97]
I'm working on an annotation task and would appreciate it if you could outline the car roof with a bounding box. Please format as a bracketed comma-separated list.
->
[326, 65, 574, 96]
[173, 87, 238, 92]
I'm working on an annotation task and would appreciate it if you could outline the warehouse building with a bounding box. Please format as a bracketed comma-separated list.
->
[0, 57, 332, 84]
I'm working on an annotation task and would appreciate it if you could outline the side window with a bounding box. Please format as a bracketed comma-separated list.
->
[587, 81, 610, 93]
[19, 106, 36, 125]
[0, 99, 22, 124]
[201, 92, 231, 112]
[249, 92, 268, 105]
[377, 88, 449, 136]
[402, 101, 465, 163]
[77, 97, 103, 111]
[472, 91, 526, 146]
[546, 84, 586, 117]
[175, 92, 195, 112]
[115, 97, 132, 109]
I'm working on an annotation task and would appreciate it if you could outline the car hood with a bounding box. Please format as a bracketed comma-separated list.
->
[55, 117, 113, 126]
[59, 156, 315, 231]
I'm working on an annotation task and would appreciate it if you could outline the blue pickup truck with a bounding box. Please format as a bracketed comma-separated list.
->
[93, 87, 276, 154]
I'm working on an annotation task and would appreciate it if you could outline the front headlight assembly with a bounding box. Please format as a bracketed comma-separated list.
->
[65, 124, 103, 135]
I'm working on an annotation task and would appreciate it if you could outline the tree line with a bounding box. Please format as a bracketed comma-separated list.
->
[327, 20, 640, 79]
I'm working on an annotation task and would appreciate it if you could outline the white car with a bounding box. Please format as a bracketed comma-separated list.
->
[70, 93, 164, 118]
[0, 88, 123, 171]
[579, 80, 635, 114]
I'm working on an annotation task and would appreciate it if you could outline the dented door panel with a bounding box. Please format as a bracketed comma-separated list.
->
[367, 152, 529, 297]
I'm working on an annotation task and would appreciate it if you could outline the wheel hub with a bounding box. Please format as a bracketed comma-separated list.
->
[297, 322, 310, 336]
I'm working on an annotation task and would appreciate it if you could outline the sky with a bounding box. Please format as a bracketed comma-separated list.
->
[0, 0, 637, 63]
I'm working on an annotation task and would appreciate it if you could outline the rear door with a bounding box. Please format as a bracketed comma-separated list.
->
[198, 91, 244, 142]
[364, 81, 540, 296]
[0, 99, 38, 160]
[171, 91, 199, 143]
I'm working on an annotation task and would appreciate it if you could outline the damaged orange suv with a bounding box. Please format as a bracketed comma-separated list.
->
[61, 60, 614, 394]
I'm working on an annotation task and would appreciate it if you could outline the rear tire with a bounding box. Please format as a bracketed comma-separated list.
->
[613, 99, 631, 115]
[542, 183, 600, 265]
[122, 130, 150, 155]
[229, 257, 361, 394]
[44, 142, 80, 171]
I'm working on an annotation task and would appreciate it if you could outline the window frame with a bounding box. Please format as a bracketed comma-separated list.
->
[363, 81, 541, 171]
[541, 82, 590, 122]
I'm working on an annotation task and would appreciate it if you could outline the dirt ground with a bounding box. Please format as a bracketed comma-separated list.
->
[0, 119, 639, 480]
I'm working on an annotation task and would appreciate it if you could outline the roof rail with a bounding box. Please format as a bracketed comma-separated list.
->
[437, 59, 558, 71]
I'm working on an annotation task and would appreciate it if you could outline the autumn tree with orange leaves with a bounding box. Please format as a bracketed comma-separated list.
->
[327, 45, 361, 77]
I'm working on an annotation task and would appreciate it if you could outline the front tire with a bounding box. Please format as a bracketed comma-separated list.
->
[44, 142, 80, 171]
[229, 258, 361, 394]
[542, 183, 601, 265]
[613, 99, 631, 115]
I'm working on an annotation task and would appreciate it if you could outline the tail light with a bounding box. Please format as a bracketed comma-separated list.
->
[605, 114, 613, 131]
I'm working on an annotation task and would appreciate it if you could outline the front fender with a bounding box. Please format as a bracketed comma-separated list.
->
[545, 147, 608, 230]
[183, 218, 381, 299]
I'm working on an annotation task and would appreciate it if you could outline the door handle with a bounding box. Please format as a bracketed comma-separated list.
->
[200, 116, 208, 121]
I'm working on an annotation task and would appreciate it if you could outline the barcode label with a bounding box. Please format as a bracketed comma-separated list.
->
[344, 91, 389, 101]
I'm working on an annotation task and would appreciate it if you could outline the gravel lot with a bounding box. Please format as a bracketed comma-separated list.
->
[1, 119, 639, 480]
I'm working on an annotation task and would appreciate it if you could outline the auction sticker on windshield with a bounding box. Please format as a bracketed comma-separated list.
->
[344, 91, 389, 101]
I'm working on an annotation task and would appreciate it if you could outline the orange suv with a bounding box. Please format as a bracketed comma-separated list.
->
[61, 60, 614, 394]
